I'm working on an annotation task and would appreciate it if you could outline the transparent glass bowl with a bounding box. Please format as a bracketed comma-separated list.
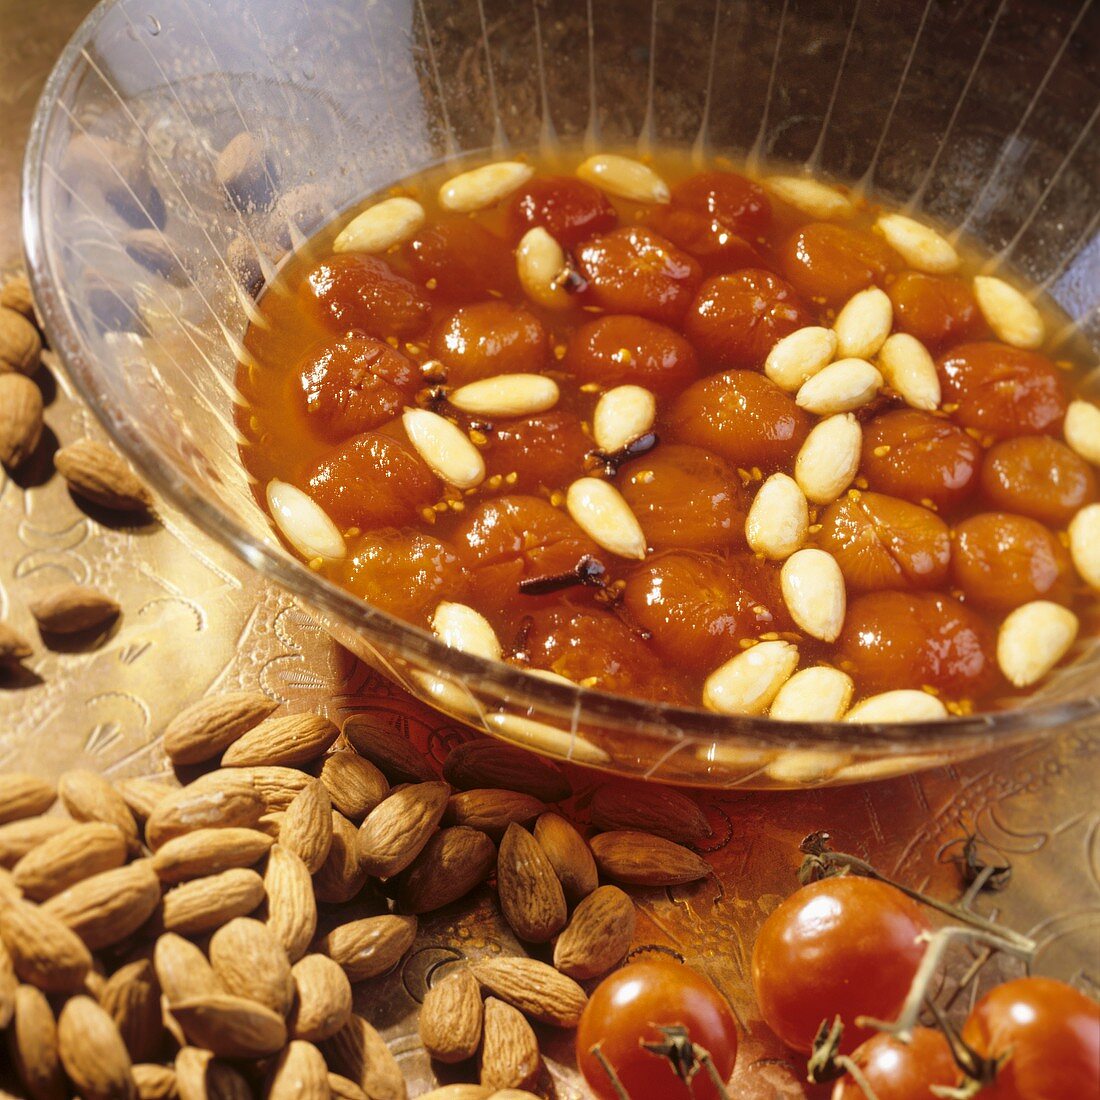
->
[23, 0, 1100, 787]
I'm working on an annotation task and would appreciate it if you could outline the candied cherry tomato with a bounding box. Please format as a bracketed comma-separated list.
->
[861, 409, 982, 512]
[296, 335, 418, 442]
[684, 270, 811, 370]
[670, 170, 772, 237]
[577, 956, 738, 1100]
[817, 491, 951, 592]
[305, 253, 430, 338]
[952, 512, 1072, 612]
[429, 301, 548, 384]
[482, 411, 592, 494]
[670, 370, 811, 471]
[307, 429, 439, 529]
[888, 271, 985, 352]
[781, 222, 897, 306]
[937, 342, 1067, 440]
[453, 495, 598, 610]
[623, 551, 785, 670]
[831, 1027, 959, 1100]
[961, 977, 1100, 1100]
[342, 529, 466, 625]
[576, 227, 702, 325]
[837, 590, 998, 698]
[980, 435, 1097, 526]
[507, 175, 617, 247]
[644, 206, 764, 274]
[751, 877, 930, 1054]
[564, 314, 700, 396]
[619, 444, 747, 551]
[404, 216, 518, 300]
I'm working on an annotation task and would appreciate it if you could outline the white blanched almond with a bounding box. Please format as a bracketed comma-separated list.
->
[566, 477, 646, 560]
[703, 641, 799, 716]
[877, 332, 940, 411]
[845, 690, 948, 723]
[449, 374, 559, 418]
[517, 227, 572, 310]
[402, 408, 485, 489]
[746, 473, 809, 560]
[780, 548, 846, 643]
[1069, 503, 1100, 589]
[764, 326, 838, 391]
[266, 480, 346, 561]
[432, 602, 503, 662]
[764, 750, 851, 784]
[769, 666, 854, 721]
[439, 161, 533, 212]
[1064, 400, 1100, 465]
[876, 212, 959, 273]
[593, 386, 657, 454]
[996, 601, 1078, 688]
[794, 414, 861, 505]
[973, 275, 1044, 349]
[332, 197, 425, 254]
[766, 176, 854, 220]
[796, 358, 883, 415]
[834, 287, 893, 360]
[576, 154, 670, 204]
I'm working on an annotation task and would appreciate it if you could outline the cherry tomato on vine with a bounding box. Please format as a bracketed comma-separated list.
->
[961, 977, 1100, 1100]
[751, 876, 930, 1054]
[576, 956, 738, 1100]
[831, 1027, 959, 1100]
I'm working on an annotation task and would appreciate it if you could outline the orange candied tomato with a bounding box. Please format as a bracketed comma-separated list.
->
[861, 409, 982, 512]
[564, 314, 700, 396]
[618, 444, 747, 551]
[643, 205, 764, 273]
[831, 1028, 959, 1100]
[979, 435, 1097, 526]
[684, 270, 811, 370]
[837, 590, 999, 698]
[342, 529, 466, 625]
[404, 216, 518, 300]
[304, 253, 431, 338]
[817, 491, 951, 592]
[576, 227, 703, 325]
[888, 271, 985, 352]
[481, 411, 593, 494]
[670, 370, 811, 471]
[781, 222, 897, 306]
[429, 301, 548, 384]
[307, 429, 439, 529]
[507, 175, 617, 248]
[622, 551, 786, 670]
[296, 335, 418, 442]
[952, 512, 1073, 612]
[937, 342, 1067, 440]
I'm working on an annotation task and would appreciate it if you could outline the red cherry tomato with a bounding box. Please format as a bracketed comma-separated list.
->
[961, 977, 1100, 1100]
[831, 1027, 959, 1100]
[577, 956, 739, 1100]
[751, 876, 930, 1054]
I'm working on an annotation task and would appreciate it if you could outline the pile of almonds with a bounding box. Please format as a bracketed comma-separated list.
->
[0, 690, 713, 1099]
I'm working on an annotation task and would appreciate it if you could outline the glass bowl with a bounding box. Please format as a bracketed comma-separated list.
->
[22, 0, 1100, 788]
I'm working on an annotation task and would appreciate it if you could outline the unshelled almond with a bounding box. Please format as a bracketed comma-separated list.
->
[57, 995, 135, 1100]
[443, 738, 571, 802]
[328, 1073, 369, 1100]
[0, 373, 43, 467]
[154, 933, 222, 1003]
[100, 958, 163, 1064]
[419, 967, 483, 1063]
[312, 812, 368, 905]
[289, 953, 352, 1042]
[1, 273, 35, 319]
[280, 778, 333, 872]
[497, 822, 566, 943]
[221, 712, 339, 768]
[174, 1045, 252, 1100]
[268, 1039, 330, 1100]
[321, 1014, 405, 1100]
[264, 843, 317, 961]
[341, 714, 437, 783]
[28, 584, 120, 635]
[0, 940, 15, 1027]
[0, 306, 42, 374]
[471, 956, 587, 1027]
[0, 817, 71, 866]
[115, 777, 174, 822]
[590, 830, 711, 886]
[11, 984, 66, 1100]
[170, 993, 287, 1058]
[131, 1064, 178, 1100]
[224, 764, 313, 811]
[145, 776, 264, 849]
[13, 821, 127, 900]
[209, 917, 293, 1017]
[43, 860, 162, 949]
[357, 780, 449, 878]
[318, 749, 389, 820]
[446, 788, 545, 836]
[0, 773, 56, 825]
[54, 438, 152, 512]
[418, 1088, 496, 1100]
[58, 769, 139, 851]
[553, 885, 637, 979]
[590, 782, 709, 843]
[151, 827, 274, 883]
[317, 914, 417, 983]
[0, 896, 93, 991]
[0, 619, 33, 667]
[533, 812, 598, 903]
[163, 691, 278, 765]
[395, 826, 495, 914]
[161, 868, 265, 935]
[480, 997, 539, 1092]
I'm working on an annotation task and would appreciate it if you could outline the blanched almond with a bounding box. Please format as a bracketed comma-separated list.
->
[877, 332, 940, 410]
[439, 161, 533, 212]
[780, 548, 846, 643]
[764, 750, 851, 784]
[794, 413, 861, 504]
[449, 374, 559, 418]
[703, 640, 800, 715]
[566, 477, 646, 560]
[432, 601, 502, 661]
[1064, 401, 1100, 465]
[592, 385, 657, 454]
[769, 666, 854, 721]
[996, 601, 1078, 687]
[833, 287, 893, 359]
[845, 690, 949, 722]
[973, 275, 1044, 349]
[576, 154, 669, 203]
[766, 175, 854, 219]
[266, 480, 346, 561]
[764, 326, 838, 391]
[333, 197, 425, 254]
[795, 358, 883, 415]
[1069, 503, 1100, 589]
[745, 473, 809, 559]
[516, 227, 572, 310]
[402, 408, 485, 489]
[876, 212, 960, 273]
